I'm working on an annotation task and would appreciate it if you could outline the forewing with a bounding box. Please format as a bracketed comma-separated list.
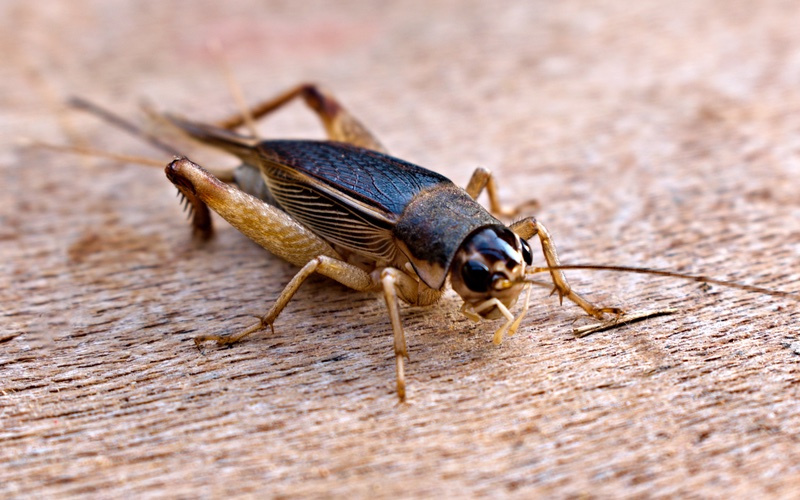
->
[266, 172, 399, 263]
[256, 141, 451, 215]
[253, 141, 454, 264]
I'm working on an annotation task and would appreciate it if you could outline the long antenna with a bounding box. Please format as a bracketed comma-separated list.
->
[527, 264, 797, 300]
[68, 96, 182, 156]
[29, 141, 165, 167]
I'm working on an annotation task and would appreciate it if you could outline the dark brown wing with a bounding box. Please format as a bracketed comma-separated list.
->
[164, 116, 454, 265]
[253, 141, 453, 264]
[165, 116, 503, 287]
[253, 140, 449, 216]
[263, 168, 400, 262]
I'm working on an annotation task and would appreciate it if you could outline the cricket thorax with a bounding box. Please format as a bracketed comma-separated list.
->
[393, 184, 502, 290]
[449, 225, 533, 319]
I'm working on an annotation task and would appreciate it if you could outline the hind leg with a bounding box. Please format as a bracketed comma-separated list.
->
[215, 83, 386, 152]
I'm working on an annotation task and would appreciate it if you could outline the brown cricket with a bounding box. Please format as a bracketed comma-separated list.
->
[64, 83, 796, 402]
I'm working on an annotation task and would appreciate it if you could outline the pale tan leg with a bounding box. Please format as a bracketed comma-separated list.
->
[195, 255, 376, 347]
[507, 284, 533, 338]
[470, 298, 516, 345]
[380, 268, 410, 402]
[167, 157, 342, 267]
[61, 98, 218, 239]
[465, 167, 513, 216]
[509, 217, 622, 319]
[215, 83, 386, 152]
[463, 285, 532, 344]
[464, 167, 539, 217]
[378, 267, 437, 402]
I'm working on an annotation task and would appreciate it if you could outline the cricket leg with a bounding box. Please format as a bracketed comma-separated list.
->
[509, 217, 622, 319]
[379, 267, 422, 403]
[198, 253, 413, 402]
[464, 167, 539, 217]
[215, 83, 386, 153]
[65, 97, 232, 239]
[167, 157, 342, 266]
[195, 254, 376, 346]
[172, 183, 214, 240]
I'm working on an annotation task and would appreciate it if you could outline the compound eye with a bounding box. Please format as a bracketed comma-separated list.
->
[461, 260, 491, 293]
[520, 239, 533, 266]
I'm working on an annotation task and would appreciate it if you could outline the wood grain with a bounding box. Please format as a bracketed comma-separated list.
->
[3, 1, 800, 497]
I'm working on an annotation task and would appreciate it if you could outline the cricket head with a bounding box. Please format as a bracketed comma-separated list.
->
[450, 225, 533, 320]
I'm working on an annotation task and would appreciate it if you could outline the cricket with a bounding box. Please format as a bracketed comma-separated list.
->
[54, 83, 797, 402]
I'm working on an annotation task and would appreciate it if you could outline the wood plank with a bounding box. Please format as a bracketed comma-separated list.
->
[3, 1, 800, 497]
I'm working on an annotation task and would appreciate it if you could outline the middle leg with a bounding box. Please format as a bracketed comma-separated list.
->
[464, 167, 539, 217]
[195, 254, 376, 347]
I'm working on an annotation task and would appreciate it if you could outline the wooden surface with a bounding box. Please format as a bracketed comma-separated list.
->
[3, 1, 800, 497]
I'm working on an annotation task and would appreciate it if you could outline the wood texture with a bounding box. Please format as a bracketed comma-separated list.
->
[3, 1, 800, 497]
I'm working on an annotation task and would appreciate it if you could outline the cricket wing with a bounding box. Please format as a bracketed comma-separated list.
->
[254, 140, 451, 216]
[265, 172, 399, 263]
[163, 115, 452, 217]
[163, 116, 459, 267]
[252, 141, 455, 265]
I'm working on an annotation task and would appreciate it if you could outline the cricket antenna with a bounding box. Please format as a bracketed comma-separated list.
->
[68, 96, 182, 156]
[526, 264, 798, 301]
[27, 140, 166, 168]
